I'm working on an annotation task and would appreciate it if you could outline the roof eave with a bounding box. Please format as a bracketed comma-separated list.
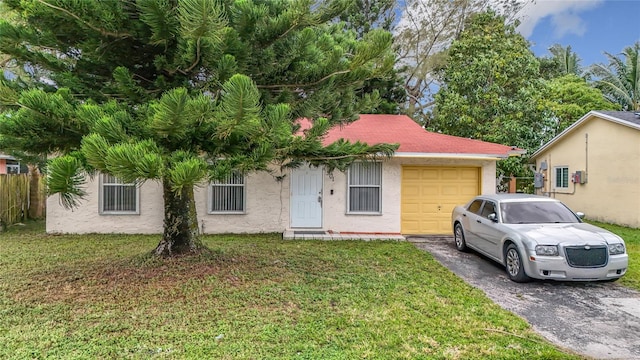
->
[508, 149, 527, 156]
[394, 152, 511, 160]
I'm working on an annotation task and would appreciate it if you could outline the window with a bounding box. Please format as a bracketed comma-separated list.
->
[501, 201, 580, 224]
[347, 162, 381, 213]
[6, 160, 20, 174]
[467, 200, 483, 214]
[6, 164, 20, 174]
[481, 201, 496, 218]
[555, 167, 569, 189]
[209, 172, 245, 213]
[100, 174, 139, 214]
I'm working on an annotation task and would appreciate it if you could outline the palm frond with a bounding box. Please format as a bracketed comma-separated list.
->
[588, 42, 640, 110]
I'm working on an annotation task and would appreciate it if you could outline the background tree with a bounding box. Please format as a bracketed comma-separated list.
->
[394, 0, 528, 124]
[588, 42, 640, 111]
[539, 44, 582, 80]
[0, 0, 397, 256]
[544, 75, 619, 136]
[339, 0, 396, 38]
[433, 10, 549, 177]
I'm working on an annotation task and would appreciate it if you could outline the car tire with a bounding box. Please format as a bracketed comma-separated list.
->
[505, 244, 530, 283]
[454, 223, 468, 252]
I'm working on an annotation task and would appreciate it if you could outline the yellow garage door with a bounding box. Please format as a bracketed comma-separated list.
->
[401, 166, 479, 234]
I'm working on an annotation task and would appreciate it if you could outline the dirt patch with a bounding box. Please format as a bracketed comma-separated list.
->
[11, 252, 262, 304]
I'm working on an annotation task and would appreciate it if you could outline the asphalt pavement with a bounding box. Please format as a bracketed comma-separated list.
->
[411, 236, 640, 360]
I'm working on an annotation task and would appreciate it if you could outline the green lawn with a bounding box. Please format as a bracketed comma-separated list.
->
[1, 222, 581, 359]
[588, 221, 640, 290]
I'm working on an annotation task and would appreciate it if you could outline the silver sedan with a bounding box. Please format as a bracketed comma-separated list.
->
[451, 194, 628, 282]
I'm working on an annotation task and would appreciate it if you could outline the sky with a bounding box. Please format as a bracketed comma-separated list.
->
[518, 0, 640, 67]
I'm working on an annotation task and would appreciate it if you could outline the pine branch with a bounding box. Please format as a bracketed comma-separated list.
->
[256, 70, 352, 89]
[179, 37, 202, 75]
[35, 0, 132, 39]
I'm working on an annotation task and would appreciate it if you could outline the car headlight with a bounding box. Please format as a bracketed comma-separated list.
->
[608, 243, 626, 255]
[535, 245, 559, 256]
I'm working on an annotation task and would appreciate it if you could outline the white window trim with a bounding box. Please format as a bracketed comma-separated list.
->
[208, 173, 246, 214]
[346, 162, 382, 215]
[554, 166, 569, 190]
[99, 174, 140, 215]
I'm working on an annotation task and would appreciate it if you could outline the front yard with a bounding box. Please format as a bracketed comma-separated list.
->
[0, 222, 597, 359]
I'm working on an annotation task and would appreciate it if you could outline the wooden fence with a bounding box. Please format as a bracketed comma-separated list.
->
[0, 172, 46, 229]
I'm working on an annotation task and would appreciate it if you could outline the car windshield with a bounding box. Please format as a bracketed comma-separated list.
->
[500, 201, 579, 224]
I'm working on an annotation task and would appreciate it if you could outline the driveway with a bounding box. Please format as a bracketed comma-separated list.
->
[411, 236, 640, 360]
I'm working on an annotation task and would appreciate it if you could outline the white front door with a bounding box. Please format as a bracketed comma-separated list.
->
[290, 166, 323, 228]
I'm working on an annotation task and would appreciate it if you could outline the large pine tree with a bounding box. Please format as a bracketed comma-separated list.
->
[0, 0, 397, 256]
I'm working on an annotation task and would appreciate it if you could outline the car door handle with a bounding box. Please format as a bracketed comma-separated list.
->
[476, 220, 482, 223]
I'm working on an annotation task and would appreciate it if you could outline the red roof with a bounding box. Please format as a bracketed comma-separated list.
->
[299, 114, 519, 157]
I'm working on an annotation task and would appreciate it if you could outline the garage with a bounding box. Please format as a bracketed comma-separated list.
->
[401, 166, 479, 234]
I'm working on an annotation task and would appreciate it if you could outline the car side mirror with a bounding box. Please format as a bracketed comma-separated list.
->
[487, 213, 498, 222]
[575, 212, 585, 219]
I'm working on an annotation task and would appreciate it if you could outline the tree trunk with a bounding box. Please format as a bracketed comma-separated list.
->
[154, 180, 204, 257]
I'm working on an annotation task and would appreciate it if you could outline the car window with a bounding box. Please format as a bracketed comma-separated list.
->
[500, 201, 580, 224]
[467, 200, 483, 214]
[481, 201, 496, 218]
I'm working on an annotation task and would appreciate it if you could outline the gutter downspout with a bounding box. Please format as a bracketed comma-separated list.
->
[585, 133, 588, 183]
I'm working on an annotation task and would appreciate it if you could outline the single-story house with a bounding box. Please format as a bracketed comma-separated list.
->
[47, 114, 521, 236]
[530, 110, 640, 228]
[0, 154, 21, 174]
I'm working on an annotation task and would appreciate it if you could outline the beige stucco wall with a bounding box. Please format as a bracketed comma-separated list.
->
[196, 170, 290, 234]
[47, 158, 499, 234]
[534, 117, 640, 228]
[47, 171, 289, 234]
[46, 178, 165, 234]
[321, 160, 400, 234]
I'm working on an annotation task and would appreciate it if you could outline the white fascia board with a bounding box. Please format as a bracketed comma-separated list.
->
[593, 111, 640, 130]
[393, 152, 506, 160]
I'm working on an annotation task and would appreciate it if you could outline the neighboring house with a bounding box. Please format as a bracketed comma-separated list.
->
[47, 114, 521, 236]
[530, 111, 640, 228]
[0, 154, 21, 174]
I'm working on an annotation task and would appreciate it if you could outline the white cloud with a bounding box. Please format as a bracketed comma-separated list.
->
[550, 12, 586, 38]
[517, 0, 603, 38]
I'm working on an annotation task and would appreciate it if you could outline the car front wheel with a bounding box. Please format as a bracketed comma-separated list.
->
[454, 223, 468, 252]
[505, 244, 530, 283]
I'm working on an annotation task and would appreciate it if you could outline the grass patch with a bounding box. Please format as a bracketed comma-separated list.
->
[0, 222, 581, 359]
[587, 220, 640, 290]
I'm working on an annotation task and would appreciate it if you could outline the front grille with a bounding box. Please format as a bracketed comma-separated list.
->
[565, 246, 608, 268]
